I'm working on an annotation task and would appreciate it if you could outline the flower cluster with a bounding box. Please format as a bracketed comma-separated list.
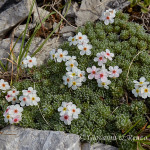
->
[132, 77, 150, 99]
[22, 55, 37, 68]
[58, 102, 81, 125]
[100, 9, 116, 25]
[68, 32, 92, 56]
[87, 49, 122, 89]
[3, 104, 23, 124]
[63, 57, 86, 90]
[0, 79, 10, 92]
[3, 85, 40, 124]
[5, 88, 19, 104]
[19, 87, 40, 106]
[50, 48, 86, 90]
[50, 49, 68, 62]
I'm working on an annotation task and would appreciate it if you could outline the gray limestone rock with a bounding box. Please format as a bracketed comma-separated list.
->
[0, 36, 63, 71]
[26, 37, 64, 66]
[81, 143, 118, 150]
[0, 0, 7, 8]
[14, 24, 30, 39]
[75, 0, 110, 26]
[34, 7, 53, 30]
[62, 2, 79, 18]
[107, 0, 130, 10]
[60, 26, 76, 39]
[0, 125, 81, 150]
[0, 0, 35, 37]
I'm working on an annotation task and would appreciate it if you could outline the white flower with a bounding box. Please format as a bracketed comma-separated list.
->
[19, 96, 30, 106]
[87, 66, 100, 80]
[11, 96, 19, 105]
[94, 52, 107, 66]
[68, 104, 81, 119]
[50, 49, 57, 61]
[8, 88, 19, 97]
[108, 66, 122, 78]
[77, 69, 86, 82]
[60, 112, 73, 125]
[5, 94, 13, 102]
[78, 43, 92, 55]
[55, 49, 68, 62]
[58, 102, 71, 116]
[66, 67, 79, 78]
[0, 79, 10, 91]
[26, 56, 37, 68]
[4, 113, 13, 124]
[140, 86, 150, 99]
[22, 58, 28, 68]
[95, 69, 108, 82]
[29, 94, 40, 106]
[97, 79, 111, 89]
[104, 49, 114, 61]
[22, 87, 36, 96]
[68, 36, 77, 46]
[70, 77, 82, 90]
[133, 77, 149, 87]
[108, 9, 116, 18]
[100, 10, 114, 25]
[58, 102, 81, 125]
[3, 105, 23, 124]
[12, 115, 22, 124]
[9, 104, 23, 116]
[76, 32, 89, 44]
[66, 56, 76, 61]
[132, 87, 141, 97]
[65, 59, 78, 71]
[63, 75, 73, 87]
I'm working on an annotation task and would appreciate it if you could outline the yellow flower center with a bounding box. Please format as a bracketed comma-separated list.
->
[72, 38, 75, 41]
[2, 84, 5, 87]
[136, 89, 139, 93]
[139, 82, 143, 84]
[52, 54, 55, 58]
[144, 89, 148, 93]
[32, 97, 35, 101]
[73, 81, 76, 85]
[13, 98, 16, 101]
[102, 82, 106, 86]
[83, 47, 87, 51]
[63, 107, 67, 111]
[72, 73, 76, 76]
[72, 109, 76, 113]
[60, 54, 63, 58]
[70, 64, 74, 67]
[7, 115, 10, 119]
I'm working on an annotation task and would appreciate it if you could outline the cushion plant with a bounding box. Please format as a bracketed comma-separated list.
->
[0, 11, 150, 150]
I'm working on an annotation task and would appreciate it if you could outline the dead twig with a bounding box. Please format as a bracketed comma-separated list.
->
[50, 2, 77, 29]
[126, 50, 145, 81]
[125, 91, 129, 104]
[37, 104, 50, 125]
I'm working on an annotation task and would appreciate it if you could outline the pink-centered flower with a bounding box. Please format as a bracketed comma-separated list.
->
[94, 52, 107, 66]
[108, 66, 122, 78]
[104, 49, 114, 61]
[60, 112, 73, 125]
[95, 69, 108, 82]
[86, 66, 100, 79]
